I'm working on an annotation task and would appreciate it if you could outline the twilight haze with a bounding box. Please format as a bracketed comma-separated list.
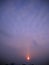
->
[0, 0, 49, 65]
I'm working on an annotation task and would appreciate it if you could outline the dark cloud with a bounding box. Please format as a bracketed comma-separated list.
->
[0, 30, 12, 37]
[32, 40, 38, 46]
[42, 0, 49, 4]
[31, 40, 40, 49]
[0, 42, 24, 64]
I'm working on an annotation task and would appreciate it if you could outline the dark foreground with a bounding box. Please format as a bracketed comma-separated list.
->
[0, 62, 49, 65]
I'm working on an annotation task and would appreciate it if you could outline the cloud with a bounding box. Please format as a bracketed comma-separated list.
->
[0, 30, 12, 37]
[0, 0, 49, 64]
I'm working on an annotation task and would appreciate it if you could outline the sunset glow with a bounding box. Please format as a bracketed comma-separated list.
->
[1, 0, 49, 65]
[27, 56, 30, 61]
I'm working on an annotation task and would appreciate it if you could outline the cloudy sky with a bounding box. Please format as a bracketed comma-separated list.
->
[0, 0, 49, 65]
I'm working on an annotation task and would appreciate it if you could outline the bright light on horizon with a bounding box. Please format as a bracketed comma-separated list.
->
[27, 56, 30, 61]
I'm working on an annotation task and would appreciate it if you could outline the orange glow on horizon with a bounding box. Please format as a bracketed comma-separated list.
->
[26, 56, 30, 61]
[27, 56, 30, 60]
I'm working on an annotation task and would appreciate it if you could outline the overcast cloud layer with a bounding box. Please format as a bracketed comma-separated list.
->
[0, 0, 49, 65]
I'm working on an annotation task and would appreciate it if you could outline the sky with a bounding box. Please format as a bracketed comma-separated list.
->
[0, 0, 49, 65]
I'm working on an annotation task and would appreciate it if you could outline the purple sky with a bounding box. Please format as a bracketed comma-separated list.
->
[0, 0, 49, 65]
